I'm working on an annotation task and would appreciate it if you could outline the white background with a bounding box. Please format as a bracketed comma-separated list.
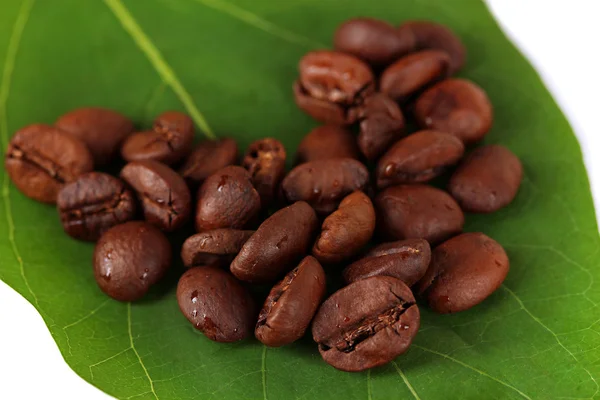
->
[1, 1, 599, 399]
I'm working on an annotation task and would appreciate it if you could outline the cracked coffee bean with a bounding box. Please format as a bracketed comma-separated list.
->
[295, 125, 360, 164]
[357, 92, 405, 161]
[93, 221, 171, 302]
[179, 138, 238, 186]
[57, 172, 136, 241]
[312, 275, 420, 372]
[4, 124, 94, 204]
[256, 256, 326, 347]
[242, 138, 286, 208]
[120, 160, 191, 232]
[181, 229, 254, 268]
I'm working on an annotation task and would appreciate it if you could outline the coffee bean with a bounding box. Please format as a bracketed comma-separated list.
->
[177, 266, 255, 342]
[93, 221, 171, 302]
[449, 145, 523, 213]
[333, 18, 415, 67]
[414, 78, 493, 144]
[281, 158, 370, 215]
[357, 93, 405, 161]
[4, 124, 94, 204]
[231, 201, 318, 283]
[57, 172, 136, 241]
[121, 111, 194, 165]
[295, 125, 360, 164]
[256, 256, 326, 347]
[293, 50, 375, 125]
[343, 238, 430, 286]
[312, 276, 419, 372]
[312, 191, 375, 264]
[179, 138, 238, 186]
[376, 184, 464, 244]
[195, 165, 261, 232]
[417, 232, 509, 313]
[55, 107, 133, 166]
[181, 229, 254, 268]
[242, 138, 286, 207]
[376, 130, 464, 189]
[120, 160, 191, 231]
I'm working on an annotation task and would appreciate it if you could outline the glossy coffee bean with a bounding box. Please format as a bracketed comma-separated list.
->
[5, 124, 94, 203]
[449, 145, 523, 213]
[181, 229, 254, 268]
[312, 276, 420, 372]
[55, 107, 133, 166]
[57, 172, 136, 241]
[414, 79, 493, 144]
[256, 256, 326, 347]
[242, 138, 286, 207]
[281, 158, 370, 215]
[120, 160, 191, 231]
[333, 18, 415, 67]
[295, 125, 360, 164]
[376, 184, 464, 244]
[357, 93, 405, 161]
[312, 191, 375, 264]
[231, 201, 318, 283]
[93, 221, 171, 302]
[179, 138, 238, 186]
[293, 50, 375, 125]
[376, 130, 464, 189]
[417, 232, 509, 313]
[177, 266, 255, 342]
[121, 111, 194, 165]
[195, 166, 261, 232]
[343, 238, 430, 286]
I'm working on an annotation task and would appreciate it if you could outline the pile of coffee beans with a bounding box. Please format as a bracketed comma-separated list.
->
[3, 17, 523, 373]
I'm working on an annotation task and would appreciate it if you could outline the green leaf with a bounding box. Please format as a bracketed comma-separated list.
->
[1, 0, 599, 399]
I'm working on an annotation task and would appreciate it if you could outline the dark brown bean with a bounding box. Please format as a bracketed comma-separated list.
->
[376, 130, 464, 189]
[375, 184, 464, 244]
[177, 266, 255, 342]
[181, 229, 254, 268]
[449, 145, 523, 213]
[179, 138, 238, 186]
[295, 125, 360, 164]
[231, 201, 318, 283]
[256, 256, 326, 347]
[93, 221, 171, 302]
[312, 276, 420, 372]
[242, 138, 286, 207]
[195, 165, 261, 232]
[4, 124, 94, 204]
[312, 191, 375, 264]
[343, 239, 430, 286]
[120, 160, 191, 231]
[417, 232, 509, 313]
[57, 172, 136, 241]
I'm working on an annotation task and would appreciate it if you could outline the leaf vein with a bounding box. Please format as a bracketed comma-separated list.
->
[261, 344, 268, 400]
[392, 362, 421, 400]
[128, 303, 159, 400]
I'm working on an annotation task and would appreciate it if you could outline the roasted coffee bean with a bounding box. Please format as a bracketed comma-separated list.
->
[177, 266, 255, 342]
[121, 111, 194, 165]
[179, 138, 238, 186]
[195, 165, 261, 232]
[231, 201, 318, 283]
[4, 124, 94, 203]
[55, 107, 133, 166]
[333, 17, 415, 67]
[376, 184, 464, 244]
[343, 238, 430, 286]
[312, 191, 375, 264]
[449, 145, 523, 213]
[120, 160, 191, 231]
[242, 138, 286, 207]
[181, 229, 254, 268]
[397, 21, 466, 73]
[295, 125, 360, 164]
[414, 79, 493, 144]
[293, 50, 375, 125]
[281, 158, 370, 215]
[380, 50, 451, 101]
[417, 232, 509, 313]
[93, 221, 171, 302]
[312, 276, 419, 372]
[376, 130, 464, 189]
[256, 256, 326, 347]
[357, 93, 405, 161]
[57, 172, 136, 241]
